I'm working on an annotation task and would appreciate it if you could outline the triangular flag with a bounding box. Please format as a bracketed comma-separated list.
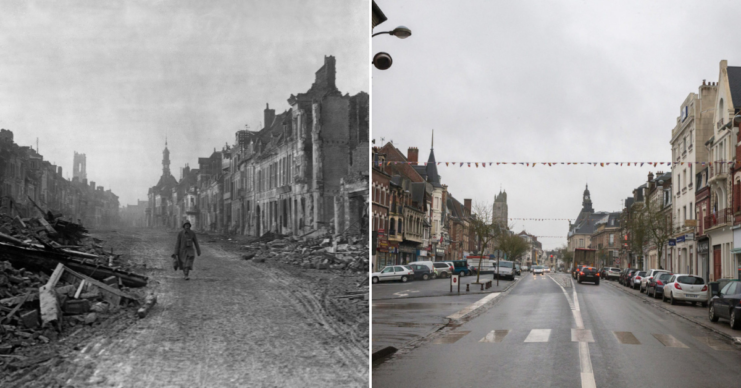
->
[445, 162, 449, 166]
[653, 162, 657, 167]
[532, 163, 536, 168]
[600, 163, 604, 167]
[460, 163, 463, 167]
[641, 163, 644, 166]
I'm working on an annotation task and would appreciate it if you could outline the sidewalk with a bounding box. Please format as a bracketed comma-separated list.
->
[605, 279, 741, 344]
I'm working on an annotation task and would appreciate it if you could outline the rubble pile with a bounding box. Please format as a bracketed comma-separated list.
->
[0, 260, 136, 357]
[242, 233, 369, 273]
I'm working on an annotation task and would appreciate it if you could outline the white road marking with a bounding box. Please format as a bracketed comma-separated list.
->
[524, 329, 551, 342]
[446, 292, 500, 321]
[392, 289, 420, 297]
[548, 275, 597, 388]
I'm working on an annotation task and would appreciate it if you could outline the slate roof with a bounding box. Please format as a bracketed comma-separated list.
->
[411, 149, 442, 188]
[410, 182, 426, 208]
[569, 211, 609, 237]
[728, 66, 741, 110]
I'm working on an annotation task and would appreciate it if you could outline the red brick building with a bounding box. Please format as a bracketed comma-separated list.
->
[372, 148, 391, 270]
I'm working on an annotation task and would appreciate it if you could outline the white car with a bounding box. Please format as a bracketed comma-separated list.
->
[532, 266, 545, 275]
[372, 265, 414, 284]
[662, 274, 709, 306]
[494, 260, 516, 280]
[605, 267, 621, 280]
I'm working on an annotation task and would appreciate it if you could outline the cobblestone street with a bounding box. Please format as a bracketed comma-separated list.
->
[5, 229, 367, 388]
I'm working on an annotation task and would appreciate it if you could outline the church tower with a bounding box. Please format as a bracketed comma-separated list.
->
[582, 184, 594, 213]
[162, 138, 171, 177]
[493, 187, 508, 226]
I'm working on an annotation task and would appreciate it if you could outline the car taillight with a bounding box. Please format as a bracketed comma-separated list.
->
[635, 276, 641, 280]
[450, 266, 454, 271]
[580, 272, 584, 276]
[701, 285, 707, 292]
[657, 280, 664, 286]
[596, 273, 600, 276]
[675, 283, 682, 290]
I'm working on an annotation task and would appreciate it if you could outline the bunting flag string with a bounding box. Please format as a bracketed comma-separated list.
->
[372, 160, 738, 167]
[507, 218, 576, 221]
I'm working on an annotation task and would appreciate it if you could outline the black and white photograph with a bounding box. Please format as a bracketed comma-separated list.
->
[371, 0, 741, 387]
[0, 1, 369, 387]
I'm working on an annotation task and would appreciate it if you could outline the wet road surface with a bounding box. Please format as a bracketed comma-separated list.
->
[373, 273, 512, 300]
[372, 272, 741, 388]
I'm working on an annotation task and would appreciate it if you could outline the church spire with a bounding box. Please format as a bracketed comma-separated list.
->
[162, 140, 171, 177]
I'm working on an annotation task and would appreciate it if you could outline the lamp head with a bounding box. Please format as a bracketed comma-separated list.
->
[390, 26, 412, 39]
[373, 52, 393, 70]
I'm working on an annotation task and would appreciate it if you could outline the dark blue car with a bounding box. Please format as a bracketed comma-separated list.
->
[709, 280, 741, 330]
[646, 272, 673, 299]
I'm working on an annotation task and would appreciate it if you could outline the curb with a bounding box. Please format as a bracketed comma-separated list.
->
[371, 346, 398, 361]
[605, 280, 740, 344]
[445, 277, 521, 324]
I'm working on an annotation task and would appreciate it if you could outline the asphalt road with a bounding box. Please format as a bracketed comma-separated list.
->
[373, 272, 514, 300]
[372, 272, 741, 388]
[372, 275, 516, 353]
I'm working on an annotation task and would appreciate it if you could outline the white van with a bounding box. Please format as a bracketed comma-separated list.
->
[494, 260, 516, 280]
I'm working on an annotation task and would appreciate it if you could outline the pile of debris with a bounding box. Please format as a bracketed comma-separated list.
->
[0, 197, 147, 288]
[0, 261, 141, 356]
[242, 232, 368, 273]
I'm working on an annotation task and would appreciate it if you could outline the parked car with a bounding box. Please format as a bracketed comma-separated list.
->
[605, 267, 621, 281]
[622, 269, 638, 287]
[577, 266, 600, 285]
[372, 265, 415, 283]
[709, 280, 741, 329]
[432, 262, 453, 278]
[640, 269, 669, 293]
[408, 261, 435, 275]
[408, 264, 433, 281]
[631, 271, 647, 289]
[646, 272, 673, 299]
[662, 274, 709, 306]
[448, 260, 471, 277]
[515, 264, 521, 276]
[545, 267, 551, 273]
[522, 265, 529, 272]
[532, 265, 545, 275]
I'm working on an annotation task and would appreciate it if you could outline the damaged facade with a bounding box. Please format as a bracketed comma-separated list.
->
[146, 56, 369, 237]
[0, 129, 119, 227]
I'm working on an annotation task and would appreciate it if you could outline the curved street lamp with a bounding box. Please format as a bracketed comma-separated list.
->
[372, 26, 412, 70]
[372, 25, 412, 39]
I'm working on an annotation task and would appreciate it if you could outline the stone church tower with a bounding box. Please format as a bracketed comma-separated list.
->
[493, 188, 508, 226]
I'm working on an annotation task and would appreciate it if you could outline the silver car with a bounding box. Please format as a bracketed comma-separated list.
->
[640, 269, 669, 293]
[371, 265, 414, 284]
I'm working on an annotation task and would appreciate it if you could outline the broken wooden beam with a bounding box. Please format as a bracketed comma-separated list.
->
[62, 267, 141, 305]
[137, 293, 157, 318]
[1, 293, 32, 324]
[39, 263, 65, 328]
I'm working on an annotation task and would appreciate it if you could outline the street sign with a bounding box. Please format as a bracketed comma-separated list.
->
[451, 274, 460, 293]
[677, 235, 685, 243]
[668, 239, 676, 246]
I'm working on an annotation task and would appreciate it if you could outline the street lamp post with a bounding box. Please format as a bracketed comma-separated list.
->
[372, 25, 412, 70]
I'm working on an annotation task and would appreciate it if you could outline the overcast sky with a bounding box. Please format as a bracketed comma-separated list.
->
[373, 0, 741, 250]
[0, 0, 368, 207]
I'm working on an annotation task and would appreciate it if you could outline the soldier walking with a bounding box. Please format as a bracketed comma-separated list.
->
[172, 220, 201, 280]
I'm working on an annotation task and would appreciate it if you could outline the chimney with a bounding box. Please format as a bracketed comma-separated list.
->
[407, 147, 419, 165]
[82, 178, 88, 186]
[91, 181, 95, 189]
[703, 79, 706, 86]
[648, 172, 654, 182]
[464, 198, 472, 213]
[264, 103, 275, 129]
[57, 166, 62, 176]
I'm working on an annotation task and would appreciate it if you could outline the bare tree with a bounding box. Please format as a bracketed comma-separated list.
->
[470, 202, 504, 284]
[498, 233, 530, 269]
[624, 204, 649, 269]
[643, 193, 672, 270]
[559, 244, 574, 268]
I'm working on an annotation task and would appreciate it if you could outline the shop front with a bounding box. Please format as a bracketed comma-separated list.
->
[697, 237, 709, 282]
[399, 243, 418, 264]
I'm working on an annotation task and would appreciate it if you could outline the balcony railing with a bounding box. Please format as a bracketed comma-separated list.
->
[704, 208, 732, 230]
[708, 161, 728, 179]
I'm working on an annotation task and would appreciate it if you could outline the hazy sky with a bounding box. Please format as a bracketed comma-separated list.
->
[1, 0, 369, 206]
[373, 0, 741, 250]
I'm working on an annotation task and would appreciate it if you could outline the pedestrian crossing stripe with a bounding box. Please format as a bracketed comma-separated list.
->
[430, 329, 731, 351]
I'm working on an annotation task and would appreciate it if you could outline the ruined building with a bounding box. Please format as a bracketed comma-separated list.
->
[147, 56, 368, 236]
[73, 151, 87, 181]
[0, 129, 119, 227]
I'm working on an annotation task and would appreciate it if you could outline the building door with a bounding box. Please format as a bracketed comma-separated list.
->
[713, 245, 722, 281]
